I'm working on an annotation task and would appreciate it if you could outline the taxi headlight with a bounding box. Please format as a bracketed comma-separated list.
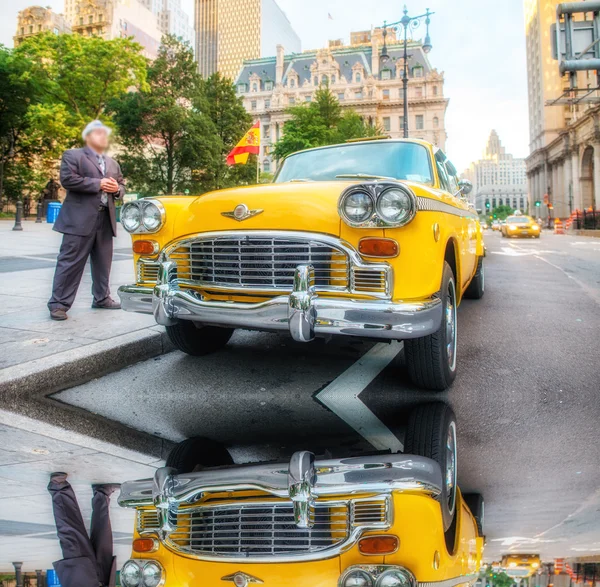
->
[142, 201, 164, 232]
[121, 203, 142, 233]
[121, 560, 142, 587]
[142, 561, 163, 587]
[532, 224, 540, 230]
[376, 569, 414, 587]
[340, 191, 374, 225]
[342, 570, 375, 587]
[376, 187, 416, 226]
[508, 224, 517, 230]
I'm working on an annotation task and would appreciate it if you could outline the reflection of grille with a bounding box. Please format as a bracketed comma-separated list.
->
[167, 236, 349, 291]
[136, 497, 390, 559]
[137, 261, 160, 284]
[171, 502, 349, 556]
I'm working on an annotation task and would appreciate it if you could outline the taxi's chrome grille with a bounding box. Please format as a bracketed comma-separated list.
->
[137, 260, 160, 284]
[137, 497, 390, 559]
[171, 502, 349, 555]
[352, 268, 388, 295]
[166, 235, 349, 291]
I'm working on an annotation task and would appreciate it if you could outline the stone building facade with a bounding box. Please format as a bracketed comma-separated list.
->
[464, 130, 528, 213]
[235, 29, 448, 173]
[14, 6, 72, 46]
[524, 0, 600, 217]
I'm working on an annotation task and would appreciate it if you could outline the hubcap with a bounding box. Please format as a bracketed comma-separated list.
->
[445, 280, 457, 371]
[446, 421, 457, 516]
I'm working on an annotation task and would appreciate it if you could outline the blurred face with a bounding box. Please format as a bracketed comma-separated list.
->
[86, 129, 110, 153]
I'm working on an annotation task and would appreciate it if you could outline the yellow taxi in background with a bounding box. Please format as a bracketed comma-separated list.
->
[500, 214, 541, 238]
[501, 553, 541, 578]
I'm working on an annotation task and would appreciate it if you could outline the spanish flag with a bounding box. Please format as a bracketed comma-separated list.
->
[226, 121, 261, 165]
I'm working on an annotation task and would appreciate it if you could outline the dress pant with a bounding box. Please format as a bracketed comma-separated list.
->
[48, 478, 116, 587]
[48, 208, 113, 311]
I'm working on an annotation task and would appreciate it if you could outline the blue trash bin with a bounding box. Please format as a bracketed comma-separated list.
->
[47, 201, 62, 223]
[47, 569, 62, 586]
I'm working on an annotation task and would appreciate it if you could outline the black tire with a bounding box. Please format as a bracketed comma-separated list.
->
[463, 257, 484, 300]
[463, 493, 484, 536]
[166, 321, 234, 356]
[166, 437, 234, 474]
[404, 262, 457, 391]
[405, 403, 457, 532]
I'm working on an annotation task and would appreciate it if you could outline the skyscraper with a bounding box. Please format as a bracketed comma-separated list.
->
[195, 0, 300, 80]
[141, 0, 195, 51]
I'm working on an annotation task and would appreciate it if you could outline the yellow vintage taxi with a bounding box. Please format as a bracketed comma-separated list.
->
[500, 554, 541, 578]
[117, 402, 484, 587]
[118, 138, 485, 390]
[500, 214, 541, 238]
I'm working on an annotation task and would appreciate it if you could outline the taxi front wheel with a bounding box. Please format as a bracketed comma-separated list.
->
[166, 321, 234, 356]
[404, 262, 457, 391]
[166, 437, 234, 474]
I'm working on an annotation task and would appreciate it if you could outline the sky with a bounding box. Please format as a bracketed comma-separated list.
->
[0, 0, 530, 171]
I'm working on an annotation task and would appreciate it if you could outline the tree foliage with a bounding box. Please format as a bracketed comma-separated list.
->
[492, 204, 514, 220]
[109, 39, 255, 196]
[273, 87, 381, 160]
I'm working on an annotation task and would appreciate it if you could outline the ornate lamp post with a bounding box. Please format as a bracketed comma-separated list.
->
[380, 6, 434, 138]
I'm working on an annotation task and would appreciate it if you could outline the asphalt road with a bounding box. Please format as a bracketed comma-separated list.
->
[56, 231, 600, 562]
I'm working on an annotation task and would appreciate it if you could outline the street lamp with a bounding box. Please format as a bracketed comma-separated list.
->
[380, 6, 435, 138]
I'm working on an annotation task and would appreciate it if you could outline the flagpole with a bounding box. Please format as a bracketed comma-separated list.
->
[256, 154, 260, 184]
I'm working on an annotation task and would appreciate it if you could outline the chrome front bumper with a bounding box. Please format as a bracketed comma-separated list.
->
[118, 262, 442, 342]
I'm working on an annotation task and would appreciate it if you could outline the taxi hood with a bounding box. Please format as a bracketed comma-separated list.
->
[174, 181, 356, 237]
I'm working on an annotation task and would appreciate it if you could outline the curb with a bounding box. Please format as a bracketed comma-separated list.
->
[0, 327, 175, 462]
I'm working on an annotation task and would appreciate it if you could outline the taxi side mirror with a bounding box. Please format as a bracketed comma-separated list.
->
[458, 179, 473, 195]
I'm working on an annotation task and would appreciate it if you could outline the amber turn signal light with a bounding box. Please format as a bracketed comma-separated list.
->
[132, 538, 157, 553]
[358, 238, 399, 258]
[132, 240, 158, 255]
[358, 535, 399, 555]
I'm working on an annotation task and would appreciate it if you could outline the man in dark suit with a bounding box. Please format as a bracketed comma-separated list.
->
[48, 120, 125, 320]
[48, 472, 120, 587]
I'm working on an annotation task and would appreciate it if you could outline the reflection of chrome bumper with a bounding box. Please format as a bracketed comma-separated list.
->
[118, 262, 442, 342]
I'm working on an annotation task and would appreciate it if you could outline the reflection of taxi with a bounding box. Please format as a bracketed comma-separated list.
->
[118, 403, 484, 587]
[501, 553, 541, 577]
[118, 139, 486, 391]
[500, 214, 541, 238]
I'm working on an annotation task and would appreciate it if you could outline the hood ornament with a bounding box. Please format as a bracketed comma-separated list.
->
[222, 203, 263, 222]
[221, 572, 264, 586]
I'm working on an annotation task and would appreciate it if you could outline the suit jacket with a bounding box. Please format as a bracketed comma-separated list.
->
[55, 147, 125, 237]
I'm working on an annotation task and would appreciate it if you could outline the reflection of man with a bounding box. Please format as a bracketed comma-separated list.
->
[48, 120, 125, 321]
[48, 472, 120, 587]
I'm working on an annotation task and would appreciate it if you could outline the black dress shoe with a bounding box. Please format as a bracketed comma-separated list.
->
[50, 309, 68, 320]
[92, 298, 121, 310]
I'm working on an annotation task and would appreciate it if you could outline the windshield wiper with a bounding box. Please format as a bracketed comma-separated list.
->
[335, 173, 397, 181]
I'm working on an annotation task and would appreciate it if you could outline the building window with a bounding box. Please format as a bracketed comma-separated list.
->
[250, 100, 257, 111]
[38, 24, 42, 31]
[238, 83, 247, 93]
[264, 160, 271, 172]
[98, 13, 103, 21]
[338, 92, 345, 101]
[399, 116, 404, 130]
[314, 77, 318, 86]
[354, 90, 363, 99]
[383, 89, 390, 101]
[265, 99, 271, 109]
[413, 66, 424, 78]
[321, 74, 328, 85]
[305, 95, 312, 102]
[265, 81, 273, 91]
[433, 85, 438, 96]
[331, 75, 336, 84]
[53, 27, 59, 34]
[97, 27, 102, 34]
[89, 15, 93, 23]
[433, 116, 439, 128]
[263, 125, 270, 140]
[21, 27, 24, 35]
[382, 117, 391, 132]
[251, 82, 258, 92]
[79, 17, 84, 25]
[381, 69, 391, 80]
[415, 86, 423, 98]
[355, 72, 362, 83]
[29, 25, 34, 33]
[415, 114, 424, 130]
[289, 97, 296, 105]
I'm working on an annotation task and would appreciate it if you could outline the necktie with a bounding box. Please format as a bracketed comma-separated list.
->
[97, 155, 108, 206]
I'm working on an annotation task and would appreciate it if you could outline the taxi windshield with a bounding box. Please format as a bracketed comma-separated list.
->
[274, 141, 434, 185]
[506, 216, 530, 224]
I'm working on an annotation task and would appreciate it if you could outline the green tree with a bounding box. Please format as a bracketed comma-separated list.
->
[109, 36, 215, 195]
[14, 32, 147, 142]
[492, 204, 514, 221]
[480, 566, 514, 587]
[273, 87, 380, 160]
[190, 72, 255, 192]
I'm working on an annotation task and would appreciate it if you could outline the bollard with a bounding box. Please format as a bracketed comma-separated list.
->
[36, 569, 45, 586]
[36, 201, 43, 223]
[12, 201, 23, 231]
[13, 561, 24, 587]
